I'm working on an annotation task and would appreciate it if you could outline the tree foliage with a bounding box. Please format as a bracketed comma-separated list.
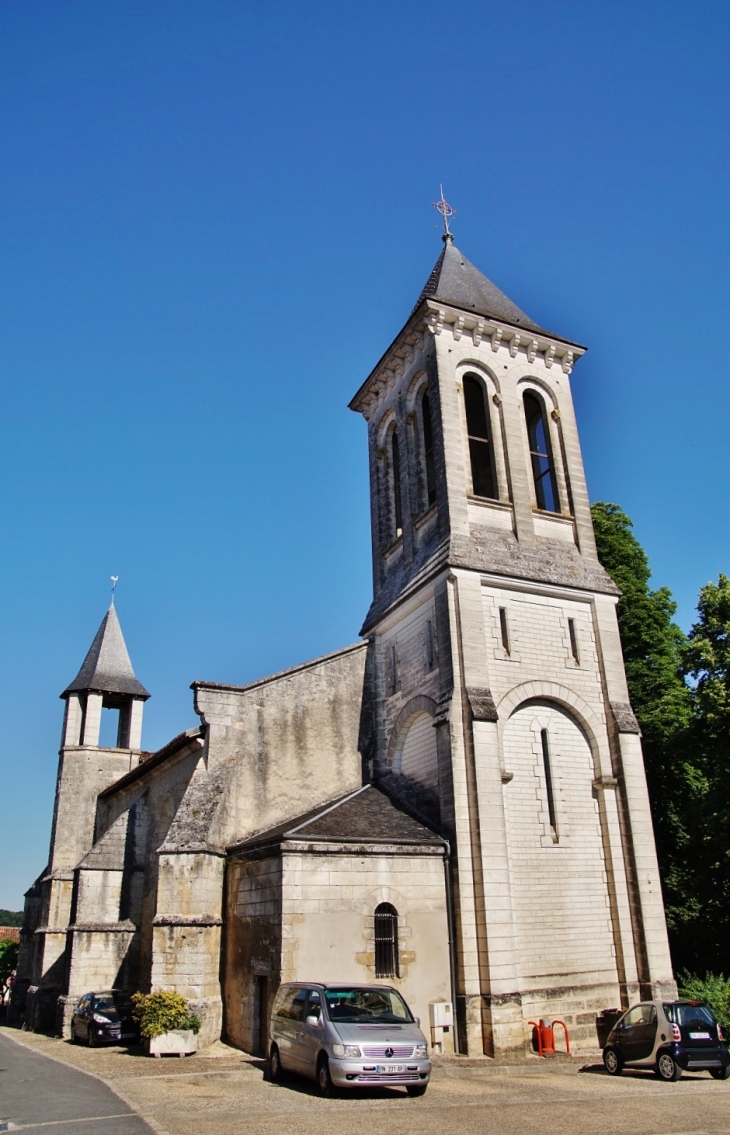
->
[0, 939, 18, 1001]
[593, 505, 730, 972]
[0, 910, 22, 927]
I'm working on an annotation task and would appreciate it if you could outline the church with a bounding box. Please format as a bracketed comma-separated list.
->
[11, 227, 677, 1057]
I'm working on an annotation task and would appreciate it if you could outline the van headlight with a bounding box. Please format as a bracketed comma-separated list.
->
[415, 1044, 428, 1058]
[332, 1044, 361, 1058]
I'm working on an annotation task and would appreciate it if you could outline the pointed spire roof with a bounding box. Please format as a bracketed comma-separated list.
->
[412, 236, 555, 337]
[62, 604, 150, 700]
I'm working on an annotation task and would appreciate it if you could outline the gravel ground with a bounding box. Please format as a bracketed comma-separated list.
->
[2, 1027, 729, 1135]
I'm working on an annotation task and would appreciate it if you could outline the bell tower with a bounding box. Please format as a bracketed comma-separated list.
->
[20, 601, 149, 1031]
[350, 227, 675, 1056]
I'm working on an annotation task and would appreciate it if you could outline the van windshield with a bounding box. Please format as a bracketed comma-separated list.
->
[324, 987, 413, 1024]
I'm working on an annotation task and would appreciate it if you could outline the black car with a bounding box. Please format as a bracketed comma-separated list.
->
[603, 999, 730, 1081]
[70, 990, 139, 1047]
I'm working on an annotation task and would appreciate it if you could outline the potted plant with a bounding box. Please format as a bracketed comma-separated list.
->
[132, 990, 201, 1057]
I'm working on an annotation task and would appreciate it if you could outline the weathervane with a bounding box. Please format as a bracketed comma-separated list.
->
[110, 576, 118, 603]
[432, 186, 456, 240]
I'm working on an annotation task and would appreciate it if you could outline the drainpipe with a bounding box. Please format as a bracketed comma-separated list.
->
[441, 837, 460, 1055]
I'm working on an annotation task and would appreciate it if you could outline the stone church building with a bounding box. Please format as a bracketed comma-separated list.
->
[12, 232, 677, 1056]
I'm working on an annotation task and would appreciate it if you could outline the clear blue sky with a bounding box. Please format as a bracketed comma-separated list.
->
[1, 0, 728, 909]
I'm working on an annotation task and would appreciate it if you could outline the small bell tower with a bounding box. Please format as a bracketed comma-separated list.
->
[60, 601, 150, 751]
[22, 601, 150, 1032]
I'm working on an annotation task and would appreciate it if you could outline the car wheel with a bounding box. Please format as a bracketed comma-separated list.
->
[317, 1055, 334, 1097]
[406, 1083, 428, 1097]
[603, 1047, 623, 1076]
[70, 1024, 79, 1045]
[88, 1028, 97, 1048]
[710, 1066, 730, 1080]
[656, 1052, 682, 1081]
[268, 1044, 283, 1082]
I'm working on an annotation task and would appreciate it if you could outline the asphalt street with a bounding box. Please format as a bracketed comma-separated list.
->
[2, 1029, 730, 1135]
[0, 1031, 154, 1134]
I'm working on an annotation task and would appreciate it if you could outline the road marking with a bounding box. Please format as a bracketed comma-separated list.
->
[7, 1115, 137, 1130]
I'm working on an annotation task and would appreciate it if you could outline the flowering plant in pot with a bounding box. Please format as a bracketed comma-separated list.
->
[132, 991, 201, 1057]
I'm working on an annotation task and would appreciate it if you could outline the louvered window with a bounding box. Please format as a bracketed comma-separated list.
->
[374, 903, 399, 978]
[524, 391, 559, 512]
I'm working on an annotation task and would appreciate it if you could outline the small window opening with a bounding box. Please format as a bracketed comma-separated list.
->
[388, 643, 399, 695]
[568, 618, 580, 665]
[524, 391, 559, 512]
[540, 728, 558, 837]
[391, 430, 403, 538]
[499, 608, 510, 656]
[421, 392, 437, 507]
[425, 619, 435, 670]
[464, 375, 497, 499]
[374, 902, 399, 978]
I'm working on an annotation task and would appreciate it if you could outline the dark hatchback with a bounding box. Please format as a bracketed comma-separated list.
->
[603, 999, 730, 1081]
[71, 990, 139, 1047]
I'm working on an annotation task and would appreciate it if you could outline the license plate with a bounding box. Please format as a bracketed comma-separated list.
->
[375, 1064, 405, 1074]
[121, 1033, 136, 1039]
[689, 1032, 711, 1039]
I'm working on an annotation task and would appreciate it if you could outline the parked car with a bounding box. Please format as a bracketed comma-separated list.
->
[603, 1000, 730, 1081]
[268, 983, 431, 1096]
[70, 990, 139, 1047]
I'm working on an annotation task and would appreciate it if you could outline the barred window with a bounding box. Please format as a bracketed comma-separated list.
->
[374, 902, 399, 978]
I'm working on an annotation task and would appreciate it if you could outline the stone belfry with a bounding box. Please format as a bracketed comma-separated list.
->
[16, 602, 149, 1032]
[349, 224, 676, 1055]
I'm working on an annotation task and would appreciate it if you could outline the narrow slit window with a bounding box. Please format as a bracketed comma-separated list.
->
[388, 643, 399, 695]
[374, 902, 399, 978]
[540, 728, 557, 836]
[391, 430, 403, 538]
[568, 618, 580, 665]
[463, 374, 497, 500]
[499, 607, 510, 655]
[425, 619, 435, 669]
[421, 392, 437, 508]
[524, 391, 559, 513]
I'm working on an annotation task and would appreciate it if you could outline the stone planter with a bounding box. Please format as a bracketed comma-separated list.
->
[146, 1029, 198, 1058]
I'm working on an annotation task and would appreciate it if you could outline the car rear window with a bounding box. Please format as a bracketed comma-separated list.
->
[664, 1003, 716, 1027]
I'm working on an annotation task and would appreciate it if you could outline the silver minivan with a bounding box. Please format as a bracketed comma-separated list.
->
[268, 983, 431, 1096]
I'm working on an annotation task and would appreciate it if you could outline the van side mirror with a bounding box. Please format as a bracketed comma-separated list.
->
[415, 1017, 420, 1027]
[305, 1014, 322, 1027]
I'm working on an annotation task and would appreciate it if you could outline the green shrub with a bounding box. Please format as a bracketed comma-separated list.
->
[678, 972, 730, 1031]
[131, 990, 201, 1039]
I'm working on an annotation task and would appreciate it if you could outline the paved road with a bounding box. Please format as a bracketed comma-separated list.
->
[3, 1029, 730, 1135]
[0, 1031, 155, 1134]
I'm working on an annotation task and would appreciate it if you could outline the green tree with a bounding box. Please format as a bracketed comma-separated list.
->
[679, 574, 730, 971]
[0, 939, 18, 1003]
[0, 910, 22, 928]
[591, 503, 703, 969]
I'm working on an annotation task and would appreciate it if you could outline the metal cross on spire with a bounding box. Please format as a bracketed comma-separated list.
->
[110, 576, 119, 603]
[432, 186, 456, 240]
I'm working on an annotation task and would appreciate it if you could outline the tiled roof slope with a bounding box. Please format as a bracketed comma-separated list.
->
[412, 238, 556, 337]
[62, 603, 150, 699]
[231, 785, 442, 851]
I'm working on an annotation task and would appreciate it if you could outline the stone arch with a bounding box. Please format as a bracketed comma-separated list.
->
[386, 695, 437, 769]
[496, 680, 611, 781]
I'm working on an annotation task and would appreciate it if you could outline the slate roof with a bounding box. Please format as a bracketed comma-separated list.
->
[230, 784, 443, 853]
[412, 237, 558, 338]
[62, 603, 150, 699]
